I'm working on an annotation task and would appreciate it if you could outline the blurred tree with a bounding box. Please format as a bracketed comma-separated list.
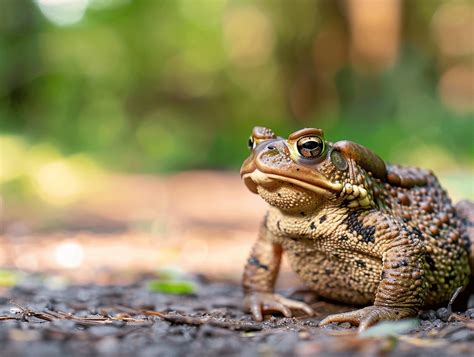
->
[0, 0, 472, 177]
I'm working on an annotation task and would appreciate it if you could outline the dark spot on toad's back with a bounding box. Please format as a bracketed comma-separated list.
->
[425, 254, 436, 270]
[343, 211, 375, 243]
[412, 227, 423, 238]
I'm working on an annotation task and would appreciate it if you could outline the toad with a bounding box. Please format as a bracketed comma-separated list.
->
[240, 127, 473, 330]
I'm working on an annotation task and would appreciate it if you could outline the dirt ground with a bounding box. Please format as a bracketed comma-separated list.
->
[1, 171, 473, 356]
[1, 273, 473, 357]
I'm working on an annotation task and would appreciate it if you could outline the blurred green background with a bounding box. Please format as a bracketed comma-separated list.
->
[0, 0, 473, 206]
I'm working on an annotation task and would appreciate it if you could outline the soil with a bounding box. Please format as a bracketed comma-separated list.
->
[1, 273, 473, 357]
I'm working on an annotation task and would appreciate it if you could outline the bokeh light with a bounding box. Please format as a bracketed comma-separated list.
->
[36, 0, 89, 26]
[347, 0, 401, 71]
[27, 153, 101, 206]
[0, 136, 27, 184]
[432, 1, 474, 58]
[54, 240, 84, 269]
[439, 65, 474, 113]
[223, 6, 275, 68]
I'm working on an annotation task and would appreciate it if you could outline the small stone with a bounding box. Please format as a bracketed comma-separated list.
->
[112, 320, 127, 328]
[465, 308, 474, 318]
[95, 336, 119, 355]
[448, 329, 474, 342]
[436, 307, 450, 322]
[419, 309, 437, 321]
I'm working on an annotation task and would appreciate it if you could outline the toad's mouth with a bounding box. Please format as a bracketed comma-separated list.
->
[242, 169, 342, 195]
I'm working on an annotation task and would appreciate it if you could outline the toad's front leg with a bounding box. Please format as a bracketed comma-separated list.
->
[243, 220, 314, 321]
[320, 226, 426, 331]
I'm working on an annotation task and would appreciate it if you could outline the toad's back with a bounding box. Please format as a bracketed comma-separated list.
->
[381, 165, 472, 304]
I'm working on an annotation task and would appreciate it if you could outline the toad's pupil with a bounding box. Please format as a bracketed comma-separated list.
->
[248, 137, 254, 149]
[297, 137, 323, 158]
[302, 141, 320, 150]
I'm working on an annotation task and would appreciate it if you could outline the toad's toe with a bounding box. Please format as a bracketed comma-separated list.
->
[319, 306, 416, 332]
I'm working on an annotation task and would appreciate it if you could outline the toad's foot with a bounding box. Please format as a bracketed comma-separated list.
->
[319, 306, 417, 332]
[244, 292, 314, 321]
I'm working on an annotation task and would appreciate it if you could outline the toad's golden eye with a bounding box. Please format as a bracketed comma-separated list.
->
[297, 136, 324, 159]
[248, 136, 255, 150]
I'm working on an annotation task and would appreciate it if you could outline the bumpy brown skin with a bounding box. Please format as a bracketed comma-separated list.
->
[240, 127, 473, 331]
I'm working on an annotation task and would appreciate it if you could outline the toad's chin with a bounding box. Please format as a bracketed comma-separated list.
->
[242, 170, 329, 212]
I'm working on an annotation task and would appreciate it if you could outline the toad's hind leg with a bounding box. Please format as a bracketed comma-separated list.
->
[321, 217, 426, 332]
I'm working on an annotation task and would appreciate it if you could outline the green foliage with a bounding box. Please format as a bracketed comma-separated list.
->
[147, 279, 196, 295]
[147, 268, 197, 295]
[0, 0, 472, 176]
[0, 269, 21, 287]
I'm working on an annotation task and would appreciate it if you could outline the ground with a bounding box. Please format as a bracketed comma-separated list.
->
[0, 171, 473, 356]
[1, 273, 473, 356]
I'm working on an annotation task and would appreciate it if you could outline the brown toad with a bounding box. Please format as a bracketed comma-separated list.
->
[240, 127, 474, 330]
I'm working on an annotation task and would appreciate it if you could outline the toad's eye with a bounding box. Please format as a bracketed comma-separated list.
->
[248, 136, 255, 150]
[297, 136, 324, 159]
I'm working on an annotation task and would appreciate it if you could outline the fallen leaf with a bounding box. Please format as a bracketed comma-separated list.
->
[360, 319, 419, 338]
[147, 279, 196, 294]
[0, 270, 20, 287]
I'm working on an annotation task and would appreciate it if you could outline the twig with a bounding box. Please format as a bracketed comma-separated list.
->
[9, 300, 54, 322]
[0, 316, 18, 321]
[142, 310, 263, 332]
[446, 286, 463, 315]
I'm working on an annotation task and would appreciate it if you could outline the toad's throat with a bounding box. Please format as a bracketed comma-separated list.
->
[242, 169, 342, 195]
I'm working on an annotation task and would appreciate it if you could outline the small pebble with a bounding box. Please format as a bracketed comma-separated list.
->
[465, 308, 474, 318]
[419, 310, 437, 321]
[448, 329, 474, 342]
[436, 307, 450, 322]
